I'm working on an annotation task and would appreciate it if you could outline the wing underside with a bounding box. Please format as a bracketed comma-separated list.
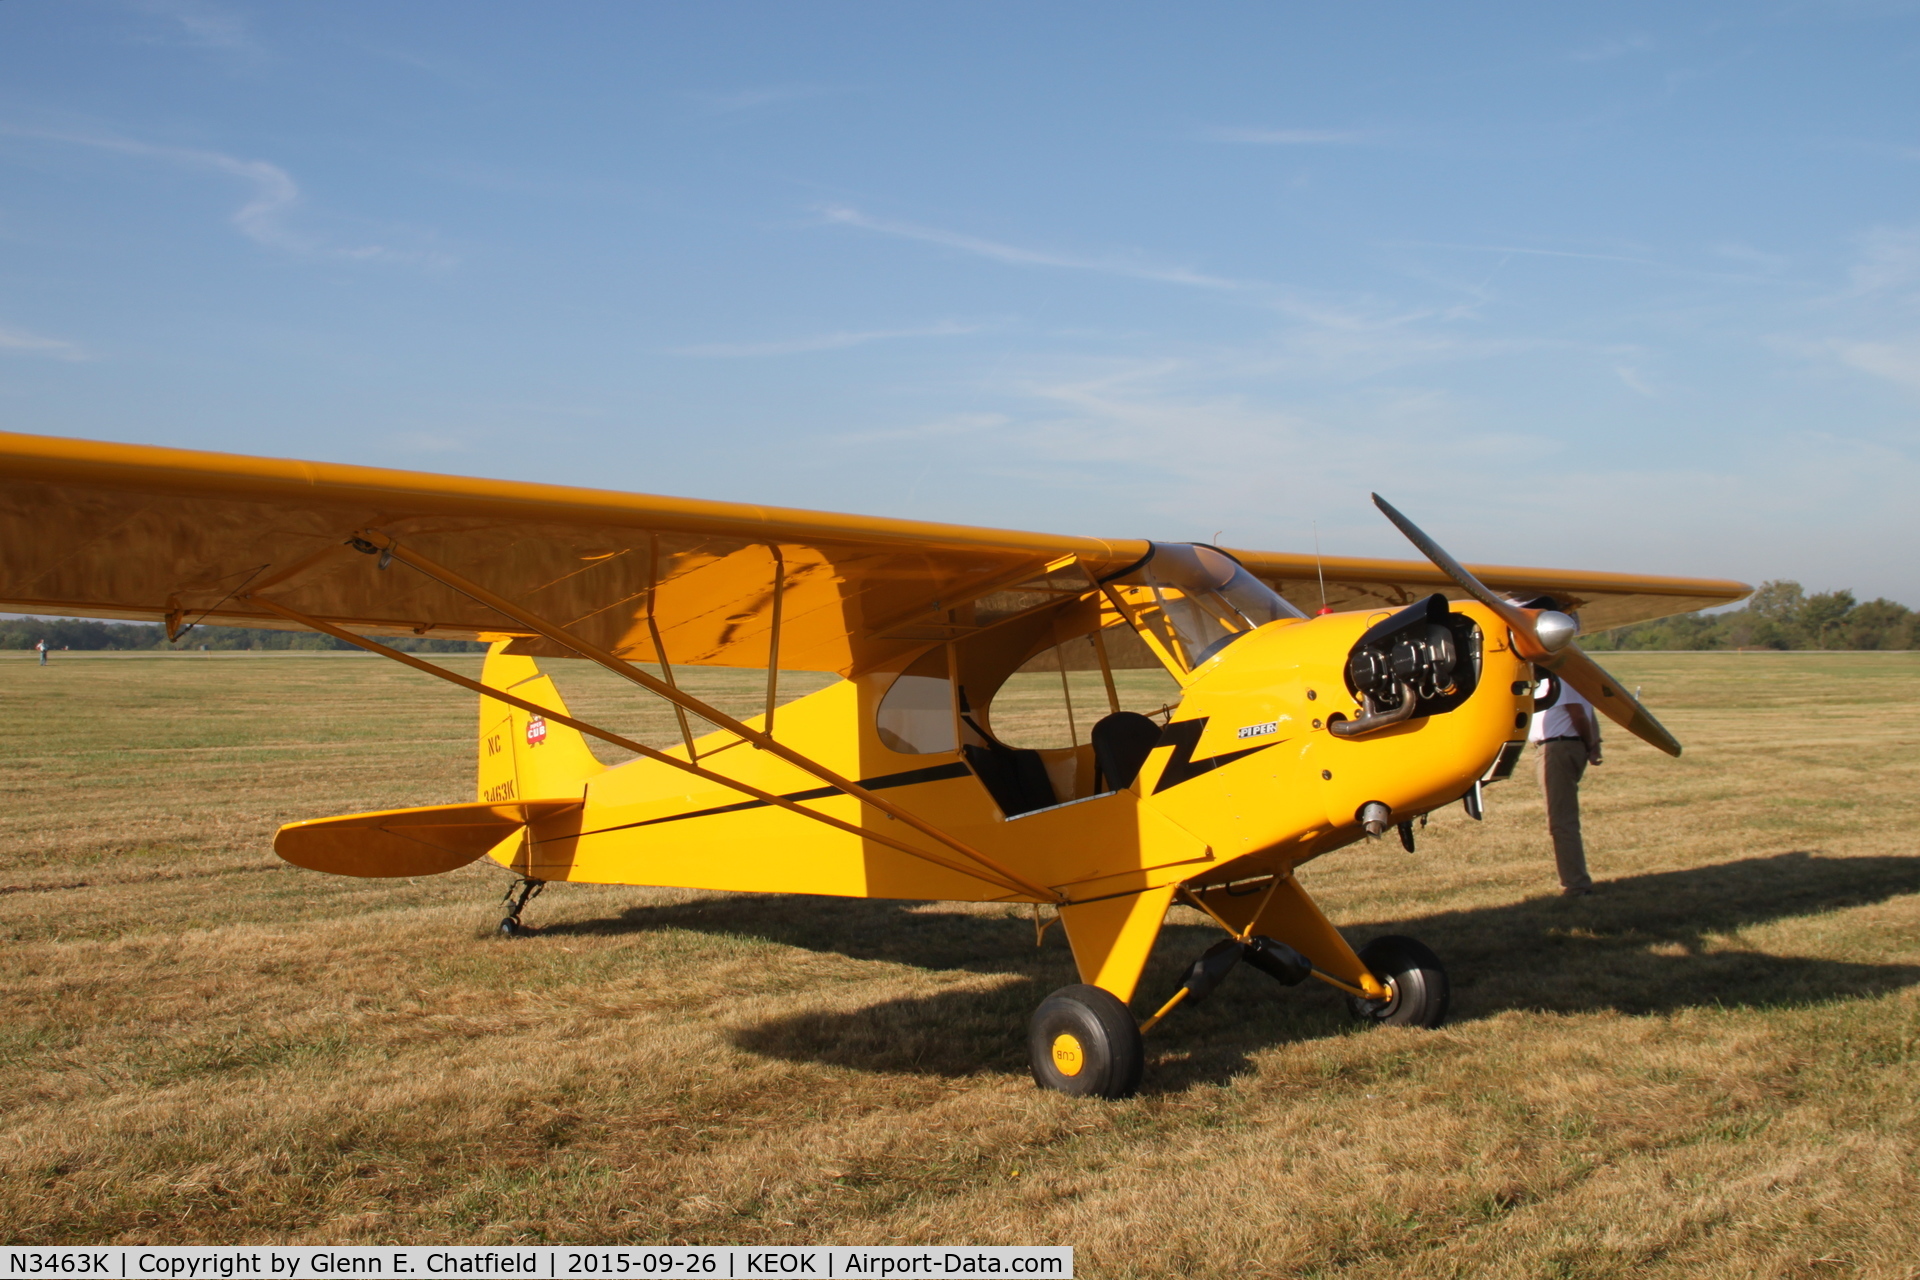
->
[0, 431, 1750, 674]
[1230, 549, 1746, 636]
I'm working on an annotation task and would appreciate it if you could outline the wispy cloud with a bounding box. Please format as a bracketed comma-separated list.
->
[1204, 127, 1374, 145]
[1711, 241, 1791, 274]
[1416, 241, 1674, 270]
[839, 351, 1920, 597]
[817, 204, 1252, 291]
[0, 125, 445, 264]
[670, 320, 988, 358]
[834, 411, 1012, 446]
[917, 357, 1556, 540]
[1772, 226, 1920, 401]
[124, 0, 265, 65]
[1403, 239, 1777, 286]
[1825, 336, 1920, 392]
[1615, 365, 1659, 397]
[1842, 226, 1920, 297]
[0, 326, 89, 361]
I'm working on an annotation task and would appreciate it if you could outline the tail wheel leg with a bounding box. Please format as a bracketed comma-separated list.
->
[499, 877, 544, 937]
[1028, 984, 1143, 1099]
[1346, 934, 1450, 1028]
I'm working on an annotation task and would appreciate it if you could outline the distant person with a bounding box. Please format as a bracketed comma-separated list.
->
[36, 637, 48, 665]
[1523, 596, 1601, 896]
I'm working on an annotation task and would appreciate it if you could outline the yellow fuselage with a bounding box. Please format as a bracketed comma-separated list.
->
[483, 602, 1533, 1003]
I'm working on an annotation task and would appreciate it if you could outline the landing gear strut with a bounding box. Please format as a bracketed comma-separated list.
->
[499, 877, 544, 937]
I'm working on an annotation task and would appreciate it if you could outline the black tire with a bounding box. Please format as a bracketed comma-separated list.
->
[1345, 935, 1450, 1029]
[1028, 984, 1144, 1099]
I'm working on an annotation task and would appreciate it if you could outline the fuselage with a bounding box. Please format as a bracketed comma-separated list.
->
[495, 600, 1533, 905]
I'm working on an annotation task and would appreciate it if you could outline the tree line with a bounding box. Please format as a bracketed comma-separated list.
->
[0, 617, 485, 653]
[1584, 581, 1916, 651]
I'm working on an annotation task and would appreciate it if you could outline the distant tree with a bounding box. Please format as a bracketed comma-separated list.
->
[0, 617, 484, 653]
[1747, 580, 1806, 620]
[1586, 580, 1914, 652]
[1840, 599, 1914, 650]
[1800, 589, 1857, 648]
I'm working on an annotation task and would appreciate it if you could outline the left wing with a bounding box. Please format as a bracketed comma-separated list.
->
[0, 431, 1146, 676]
[0, 431, 1747, 674]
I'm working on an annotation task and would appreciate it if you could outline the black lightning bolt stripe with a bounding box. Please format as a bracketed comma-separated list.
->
[1150, 718, 1286, 794]
[572, 761, 975, 839]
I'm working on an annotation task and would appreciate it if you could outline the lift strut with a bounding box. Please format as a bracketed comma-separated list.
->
[242, 592, 1049, 902]
[343, 529, 1061, 903]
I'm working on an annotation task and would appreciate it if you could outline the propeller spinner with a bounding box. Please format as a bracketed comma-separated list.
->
[1370, 494, 1682, 758]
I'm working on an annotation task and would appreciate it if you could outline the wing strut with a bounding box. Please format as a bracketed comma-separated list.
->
[644, 533, 701, 763]
[346, 530, 1060, 902]
[243, 593, 1050, 902]
[764, 543, 785, 736]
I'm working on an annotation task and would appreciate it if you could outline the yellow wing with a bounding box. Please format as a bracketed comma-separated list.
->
[0, 431, 1748, 674]
[1230, 549, 1749, 635]
[0, 430, 1146, 675]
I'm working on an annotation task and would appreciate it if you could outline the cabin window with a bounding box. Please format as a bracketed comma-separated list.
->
[1108, 543, 1304, 671]
[989, 629, 1181, 749]
[875, 651, 957, 754]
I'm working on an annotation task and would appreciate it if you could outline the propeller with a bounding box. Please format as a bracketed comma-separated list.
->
[1370, 494, 1682, 758]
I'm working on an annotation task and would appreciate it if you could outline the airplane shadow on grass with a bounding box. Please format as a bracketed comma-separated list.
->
[541, 851, 1920, 1091]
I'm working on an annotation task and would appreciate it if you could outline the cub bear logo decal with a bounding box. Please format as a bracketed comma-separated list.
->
[525, 715, 548, 747]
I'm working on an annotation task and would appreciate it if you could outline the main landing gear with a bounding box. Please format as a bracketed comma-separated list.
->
[1027, 985, 1143, 1098]
[1027, 932, 1450, 1098]
[499, 877, 544, 937]
[1343, 935, 1450, 1028]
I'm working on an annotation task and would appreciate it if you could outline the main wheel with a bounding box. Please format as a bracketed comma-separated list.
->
[1346, 935, 1450, 1029]
[1028, 984, 1144, 1099]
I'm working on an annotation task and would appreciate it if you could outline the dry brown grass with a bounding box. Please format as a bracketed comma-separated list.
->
[2, 649, 1918, 1277]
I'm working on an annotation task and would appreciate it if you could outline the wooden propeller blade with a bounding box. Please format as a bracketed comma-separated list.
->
[1370, 493, 1683, 758]
[1535, 645, 1683, 758]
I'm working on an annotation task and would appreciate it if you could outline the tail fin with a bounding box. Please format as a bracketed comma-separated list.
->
[478, 640, 607, 803]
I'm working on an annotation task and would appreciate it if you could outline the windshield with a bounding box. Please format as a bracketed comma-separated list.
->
[1108, 543, 1304, 671]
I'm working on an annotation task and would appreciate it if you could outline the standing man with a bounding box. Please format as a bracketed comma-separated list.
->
[1524, 598, 1602, 896]
[36, 637, 48, 665]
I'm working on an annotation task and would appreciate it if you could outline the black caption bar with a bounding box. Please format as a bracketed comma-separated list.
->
[2, 1248, 1071, 1280]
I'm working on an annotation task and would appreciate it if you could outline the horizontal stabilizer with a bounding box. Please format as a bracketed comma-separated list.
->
[274, 800, 582, 879]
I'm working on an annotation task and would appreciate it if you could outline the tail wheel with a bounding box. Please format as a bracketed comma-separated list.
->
[1346, 935, 1450, 1029]
[1028, 984, 1144, 1099]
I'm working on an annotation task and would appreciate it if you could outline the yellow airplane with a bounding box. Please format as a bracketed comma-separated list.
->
[0, 431, 1748, 1097]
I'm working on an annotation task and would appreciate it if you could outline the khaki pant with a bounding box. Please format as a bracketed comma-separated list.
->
[1535, 738, 1591, 892]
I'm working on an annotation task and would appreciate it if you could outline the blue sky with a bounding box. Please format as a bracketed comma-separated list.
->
[4, 3, 1919, 603]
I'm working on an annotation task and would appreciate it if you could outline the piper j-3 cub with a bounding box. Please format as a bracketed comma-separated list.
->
[0, 431, 1748, 1097]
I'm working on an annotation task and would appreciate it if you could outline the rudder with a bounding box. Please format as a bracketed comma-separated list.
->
[478, 640, 606, 804]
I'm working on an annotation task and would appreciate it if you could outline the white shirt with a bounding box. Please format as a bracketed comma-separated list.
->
[1529, 676, 1594, 742]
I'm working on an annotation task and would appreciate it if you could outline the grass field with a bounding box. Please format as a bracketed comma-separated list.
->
[2, 649, 1917, 1276]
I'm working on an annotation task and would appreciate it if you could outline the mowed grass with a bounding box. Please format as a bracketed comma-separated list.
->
[2, 649, 1918, 1276]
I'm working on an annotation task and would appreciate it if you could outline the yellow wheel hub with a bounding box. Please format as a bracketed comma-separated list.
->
[1050, 1032, 1086, 1077]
